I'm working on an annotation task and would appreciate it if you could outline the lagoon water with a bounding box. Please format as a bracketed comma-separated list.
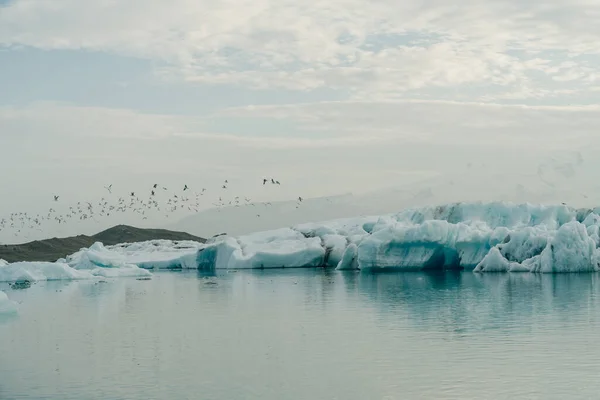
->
[2, 270, 600, 399]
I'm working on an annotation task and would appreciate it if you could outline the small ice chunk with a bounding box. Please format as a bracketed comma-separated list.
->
[0, 261, 95, 282]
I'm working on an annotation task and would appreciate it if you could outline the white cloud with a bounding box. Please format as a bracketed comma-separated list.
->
[3, 0, 600, 100]
[215, 99, 600, 150]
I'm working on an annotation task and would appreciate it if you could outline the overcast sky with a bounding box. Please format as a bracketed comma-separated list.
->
[2, 0, 600, 242]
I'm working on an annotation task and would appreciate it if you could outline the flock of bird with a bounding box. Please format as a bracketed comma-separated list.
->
[0, 177, 306, 239]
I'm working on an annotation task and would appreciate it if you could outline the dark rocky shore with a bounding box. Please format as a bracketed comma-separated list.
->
[0, 225, 205, 263]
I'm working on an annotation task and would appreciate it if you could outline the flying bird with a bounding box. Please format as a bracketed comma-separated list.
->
[53, 195, 59, 202]
[104, 184, 112, 193]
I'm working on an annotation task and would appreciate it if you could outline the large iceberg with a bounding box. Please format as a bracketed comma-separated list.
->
[194, 202, 600, 273]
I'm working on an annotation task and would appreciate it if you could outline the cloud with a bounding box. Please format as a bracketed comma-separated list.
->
[3, 0, 600, 100]
[214, 99, 600, 151]
[4, 99, 600, 181]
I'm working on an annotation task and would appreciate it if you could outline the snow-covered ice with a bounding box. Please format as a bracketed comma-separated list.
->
[0, 239, 207, 283]
[196, 202, 600, 273]
[198, 228, 326, 270]
[67, 240, 203, 271]
[0, 291, 17, 314]
[0, 261, 95, 282]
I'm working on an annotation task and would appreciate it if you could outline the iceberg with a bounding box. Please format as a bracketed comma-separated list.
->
[198, 228, 326, 269]
[0, 261, 95, 282]
[66, 240, 202, 271]
[195, 202, 600, 273]
[0, 239, 207, 282]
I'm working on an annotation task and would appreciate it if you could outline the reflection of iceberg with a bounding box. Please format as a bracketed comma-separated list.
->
[196, 202, 600, 273]
[352, 271, 600, 333]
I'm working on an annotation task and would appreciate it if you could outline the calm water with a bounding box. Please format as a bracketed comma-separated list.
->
[2, 270, 600, 399]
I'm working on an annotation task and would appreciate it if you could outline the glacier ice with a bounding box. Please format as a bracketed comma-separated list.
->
[0, 239, 207, 282]
[194, 202, 600, 273]
[65, 242, 152, 278]
[67, 240, 203, 271]
[0, 291, 17, 314]
[336, 243, 358, 270]
[0, 261, 95, 282]
[197, 228, 326, 269]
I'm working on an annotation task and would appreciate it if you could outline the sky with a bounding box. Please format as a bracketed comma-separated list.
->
[3, 0, 600, 242]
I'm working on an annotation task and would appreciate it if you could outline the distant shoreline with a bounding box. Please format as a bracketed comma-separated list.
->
[0, 225, 205, 263]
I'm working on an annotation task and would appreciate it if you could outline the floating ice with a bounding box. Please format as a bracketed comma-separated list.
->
[196, 202, 600, 273]
[0, 261, 95, 282]
[65, 242, 151, 277]
[198, 228, 326, 269]
[67, 240, 202, 271]
[0, 291, 17, 314]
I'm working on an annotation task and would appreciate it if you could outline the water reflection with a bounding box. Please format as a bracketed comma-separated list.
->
[2, 270, 600, 400]
[353, 271, 600, 334]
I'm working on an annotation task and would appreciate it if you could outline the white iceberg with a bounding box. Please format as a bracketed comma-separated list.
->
[195, 202, 600, 273]
[65, 242, 151, 278]
[0, 261, 95, 282]
[66, 240, 201, 271]
[197, 228, 326, 269]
